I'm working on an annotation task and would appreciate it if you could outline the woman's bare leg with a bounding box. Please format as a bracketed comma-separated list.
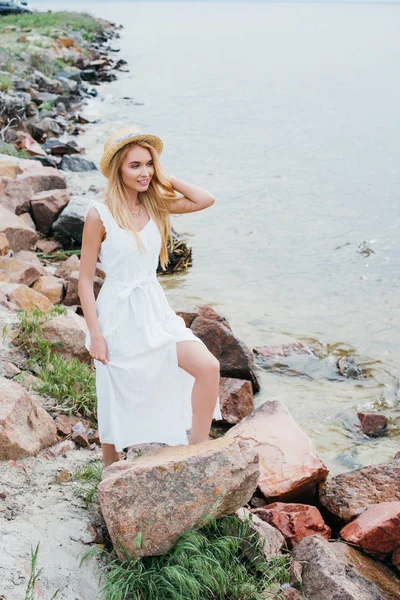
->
[101, 443, 120, 467]
[176, 340, 220, 444]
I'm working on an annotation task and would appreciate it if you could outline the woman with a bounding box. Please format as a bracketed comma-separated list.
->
[78, 127, 222, 467]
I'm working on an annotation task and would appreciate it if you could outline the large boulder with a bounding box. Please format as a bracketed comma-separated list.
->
[319, 458, 400, 522]
[0, 206, 38, 251]
[0, 256, 42, 287]
[340, 502, 400, 561]
[98, 436, 259, 558]
[17, 167, 67, 194]
[0, 177, 33, 215]
[32, 275, 64, 304]
[0, 376, 57, 459]
[40, 310, 91, 363]
[190, 306, 260, 393]
[252, 502, 331, 548]
[0, 282, 53, 313]
[30, 188, 70, 235]
[52, 195, 91, 244]
[226, 401, 329, 502]
[292, 535, 400, 600]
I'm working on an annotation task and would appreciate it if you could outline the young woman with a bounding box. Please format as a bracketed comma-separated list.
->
[78, 127, 222, 467]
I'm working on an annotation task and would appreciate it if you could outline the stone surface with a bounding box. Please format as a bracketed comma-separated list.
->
[13, 250, 48, 275]
[358, 412, 388, 437]
[98, 436, 259, 558]
[0, 206, 38, 251]
[0, 282, 53, 313]
[219, 376, 254, 424]
[319, 458, 400, 522]
[190, 307, 260, 393]
[293, 535, 400, 600]
[235, 507, 285, 563]
[54, 254, 80, 279]
[0, 176, 33, 215]
[340, 502, 400, 558]
[252, 502, 331, 548]
[40, 310, 91, 363]
[32, 275, 64, 304]
[0, 256, 42, 286]
[30, 188, 70, 235]
[0, 376, 57, 459]
[17, 168, 67, 194]
[0, 232, 9, 255]
[0, 158, 23, 179]
[226, 401, 329, 501]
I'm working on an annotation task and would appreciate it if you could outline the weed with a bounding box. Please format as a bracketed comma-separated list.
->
[24, 541, 59, 600]
[73, 459, 104, 508]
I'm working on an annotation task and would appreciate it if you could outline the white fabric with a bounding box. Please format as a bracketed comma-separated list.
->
[84, 199, 222, 452]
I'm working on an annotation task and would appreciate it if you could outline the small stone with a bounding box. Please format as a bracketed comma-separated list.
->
[357, 412, 388, 437]
[56, 469, 72, 484]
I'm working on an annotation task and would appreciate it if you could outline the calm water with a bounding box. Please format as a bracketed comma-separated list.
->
[37, 1, 400, 473]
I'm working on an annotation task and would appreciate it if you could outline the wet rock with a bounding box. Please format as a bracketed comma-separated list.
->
[32, 275, 64, 304]
[293, 535, 400, 600]
[219, 376, 254, 424]
[0, 256, 42, 286]
[319, 458, 400, 522]
[191, 307, 260, 393]
[40, 310, 91, 363]
[337, 355, 365, 378]
[0, 206, 38, 251]
[358, 412, 388, 437]
[0, 376, 57, 459]
[30, 188, 70, 235]
[0, 282, 53, 313]
[17, 167, 67, 194]
[226, 401, 329, 502]
[234, 507, 286, 563]
[252, 502, 331, 548]
[98, 436, 259, 558]
[340, 502, 400, 559]
[60, 155, 97, 172]
[0, 177, 33, 214]
[42, 138, 80, 156]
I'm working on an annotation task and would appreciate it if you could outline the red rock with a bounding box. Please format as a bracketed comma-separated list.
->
[72, 430, 89, 448]
[0, 376, 57, 459]
[98, 436, 259, 558]
[16, 132, 47, 157]
[357, 412, 388, 437]
[54, 414, 89, 436]
[340, 501, 400, 557]
[252, 502, 331, 548]
[319, 458, 400, 522]
[219, 376, 254, 424]
[41, 440, 75, 458]
[17, 168, 67, 194]
[0, 206, 38, 251]
[190, 308, 259, 392]
[30, 188, 70, 235]
[226, 401, 329, 502]
[0, 177, 33, 214]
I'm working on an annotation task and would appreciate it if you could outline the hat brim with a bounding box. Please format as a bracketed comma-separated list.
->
[100, 132, 163, 178]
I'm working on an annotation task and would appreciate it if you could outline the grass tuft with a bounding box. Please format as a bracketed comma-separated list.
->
[73, 459, 104, 508]
[24, 541, 59, 600]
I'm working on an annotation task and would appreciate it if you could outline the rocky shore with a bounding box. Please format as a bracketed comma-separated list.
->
[0, 9, 399, 600]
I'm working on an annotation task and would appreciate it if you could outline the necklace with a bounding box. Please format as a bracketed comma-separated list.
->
[128, 203, 143, 218]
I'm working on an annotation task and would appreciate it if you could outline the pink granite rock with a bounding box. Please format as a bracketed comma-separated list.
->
[226, 401, 329, 501]
[219, 376, 254, 424]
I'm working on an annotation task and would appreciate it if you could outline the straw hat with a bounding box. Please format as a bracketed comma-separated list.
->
[99, 126, 164, 178]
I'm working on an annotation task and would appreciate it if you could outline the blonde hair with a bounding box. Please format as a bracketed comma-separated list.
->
[102, 141, 179, 270]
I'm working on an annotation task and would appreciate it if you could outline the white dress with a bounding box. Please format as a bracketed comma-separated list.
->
[83, 199, 222, 452]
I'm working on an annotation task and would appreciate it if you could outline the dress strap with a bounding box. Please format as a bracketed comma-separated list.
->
[86, 199, 113, 237]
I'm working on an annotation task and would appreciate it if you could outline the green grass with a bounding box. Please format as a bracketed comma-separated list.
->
[73, 459, 104, 508]
[0, 73, 12, 91]
[0, 142, 31, 158]
[79, 514, 295, 600]
[13, 306, 98, 420]
[0, 11, 105, 35]
[24, 542, 59, 600]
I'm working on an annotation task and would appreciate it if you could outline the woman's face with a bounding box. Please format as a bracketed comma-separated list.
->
[120, 145, 155, 193]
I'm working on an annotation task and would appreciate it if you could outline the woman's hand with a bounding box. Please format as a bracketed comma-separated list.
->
[90, 335, 110, 365]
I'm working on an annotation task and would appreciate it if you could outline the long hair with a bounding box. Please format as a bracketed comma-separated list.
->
[103, 141, 179, 270]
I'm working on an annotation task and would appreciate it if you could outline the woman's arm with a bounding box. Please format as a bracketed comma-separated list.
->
[167, 175, 216, 214]
[78, 208, 109, 363]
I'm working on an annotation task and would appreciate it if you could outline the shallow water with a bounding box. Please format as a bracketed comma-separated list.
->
[36, 1, 400, 474]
